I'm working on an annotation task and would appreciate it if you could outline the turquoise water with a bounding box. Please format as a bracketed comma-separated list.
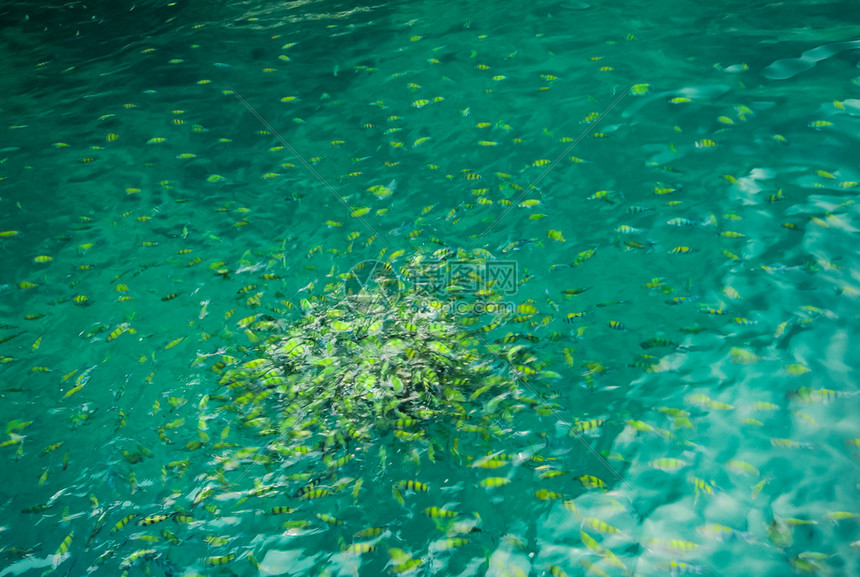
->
[2, 0, 860, 575]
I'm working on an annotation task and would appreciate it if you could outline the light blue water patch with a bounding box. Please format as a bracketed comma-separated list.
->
[764, 40, 860, 80]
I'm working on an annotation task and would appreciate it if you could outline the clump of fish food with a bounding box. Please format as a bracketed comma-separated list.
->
[213, 246, 534, 443]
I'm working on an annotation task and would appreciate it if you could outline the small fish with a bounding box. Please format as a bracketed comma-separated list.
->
[397, 480, 429, 491]
[345, 542, 376, 553]
[204, 553, 235, 565]
[354, 527, 384, 539]
[479, 477, 510, 487]
[649, 458, 686, 472]
[137, 514, 169, 526]
[424, 506, 458, 518]
[583, 517, 620, 534]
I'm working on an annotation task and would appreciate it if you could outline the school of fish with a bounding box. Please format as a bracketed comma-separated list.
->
[1, 2, 860, 577]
